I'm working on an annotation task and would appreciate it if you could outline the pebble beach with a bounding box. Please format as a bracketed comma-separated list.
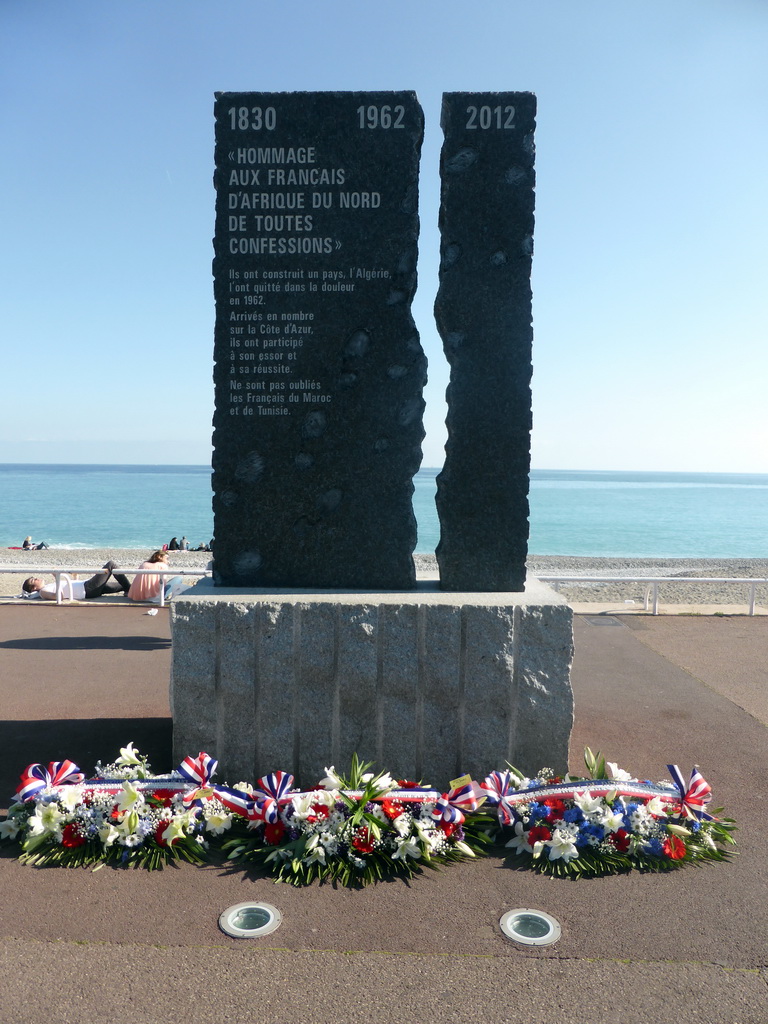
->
[2, 547, 768, 607]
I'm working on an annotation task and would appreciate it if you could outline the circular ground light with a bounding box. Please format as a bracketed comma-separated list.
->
[499, 909, 561, 946]
[219, 902, 282, 939]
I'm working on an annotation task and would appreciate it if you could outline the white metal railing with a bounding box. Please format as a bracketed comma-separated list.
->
[536, 576, 768, 616]
[0, 566, 211, 607]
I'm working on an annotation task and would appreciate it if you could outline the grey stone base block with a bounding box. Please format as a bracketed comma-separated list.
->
[169, 578, 573, 787]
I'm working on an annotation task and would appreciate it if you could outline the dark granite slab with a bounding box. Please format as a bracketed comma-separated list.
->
[211, 92, 425, 588]
[434, 92, 536, 591]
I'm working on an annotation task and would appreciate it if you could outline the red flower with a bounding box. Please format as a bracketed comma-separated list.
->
[439, 821, 457, 838]
[527, 825, 552, 845]
[149, 789, 177, 806]
[609, 829, 631, 852]
[396, 780, 420, 788]
[61, 823, 86, 848]
[544, 798, 566, 818]
[311, 803, 330, 819]
[154, 821, 176, 847]
[381, 798, 405, 821]
[264, 822, 286, 845]
[351, 827, 375, 854]
[662, 834, 687, 860]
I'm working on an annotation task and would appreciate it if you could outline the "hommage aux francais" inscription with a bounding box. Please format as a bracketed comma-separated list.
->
[212, 91, 426, 589]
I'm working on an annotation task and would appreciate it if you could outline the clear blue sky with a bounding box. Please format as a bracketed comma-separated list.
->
[1, 0, 766, 471]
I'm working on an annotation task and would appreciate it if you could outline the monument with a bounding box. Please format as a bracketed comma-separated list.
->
[170, 91, 573, 787]
[211, 91, 426, 590]
[435, 92, 536, 592]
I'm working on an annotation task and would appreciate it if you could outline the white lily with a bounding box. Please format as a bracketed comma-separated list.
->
[319, 766, 342, 789]
[367, 772, 395, 796]
[117, 742, 142, 766]
[161, 817, 189, 845]
[116, 781, 144, 814]
[99, 822, 119, 847]
[0, 818, 21, 840]
[291, 793, 318, 820]
[573, 789, 605, 816]
[547, 826, 579, 863]
[303, 844, 326, 866]
[601, 808, 626, 834]
[28, 802, 64, 838]
[505, 821, 534, 855]
[392, 836, 421, 861]
[645, 796, 669, 818]
[607, 762, 633, 782]
[204, 811, 233, 835]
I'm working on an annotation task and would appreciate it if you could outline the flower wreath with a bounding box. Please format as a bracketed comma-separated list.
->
[0, 745, 736, 883]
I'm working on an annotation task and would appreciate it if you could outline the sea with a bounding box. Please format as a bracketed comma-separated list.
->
[2, 464, 768, 558]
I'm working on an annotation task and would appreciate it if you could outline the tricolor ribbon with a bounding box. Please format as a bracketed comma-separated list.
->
[667, 764, 715, 821]
[431, 780, 483, 825]
[16, 760, 84, 803]
[214, 785, 279, 824]
[250, 771, 295, 822]
[214, 772, 296, 825]
[481, 770, 520, 826]
[177, 752, 219, 806]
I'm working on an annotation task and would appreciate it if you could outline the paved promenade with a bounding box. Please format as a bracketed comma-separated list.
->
[0, 603, 766, 1023]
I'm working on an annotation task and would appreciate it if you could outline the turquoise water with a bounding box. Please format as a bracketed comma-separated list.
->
[1, 464, 767, 557]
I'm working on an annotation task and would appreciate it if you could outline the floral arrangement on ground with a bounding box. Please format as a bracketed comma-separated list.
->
[0, 744, 736, 883]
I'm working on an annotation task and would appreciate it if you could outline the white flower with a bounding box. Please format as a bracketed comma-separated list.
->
[395, 813, 415, 837]
[0, 818, 21, 840]
[204, 812, 233, 835]
[573, 790, 604, 816]
[547, 825, 579, 862]
[303, 844, 326, 866]
[99, 823, 119, 847]
[454, 841, 476, 858]
[505, 821, 534, 855]
[292, 790, 335, 820]
[366, 772, 395, 797]
[368, 804, 389, 824]
[415, 823, 442, 851]
[58, 786, 85, 812]
[601, 808, 626, 834]
[28, 803, 64, 839]
[116, 781, 144, 814]
[629, 807, 652, 834]
[319, 766, 342, 789]
[319, 831, 338, 854]
[117, 742, 141, 766]
[607, 762, 633, 782]
[392, 836, 421, 861]
[645, 796, 668, 818]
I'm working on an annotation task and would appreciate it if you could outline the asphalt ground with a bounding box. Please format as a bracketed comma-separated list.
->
[0, 603, 766, 1024]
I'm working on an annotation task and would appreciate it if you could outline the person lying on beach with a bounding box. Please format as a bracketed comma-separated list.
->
[23, 536, 49, 550]
[22, 561, 131, 600]
[125, 550, 185, 603]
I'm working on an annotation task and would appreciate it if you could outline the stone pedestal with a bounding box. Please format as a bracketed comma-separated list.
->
[170, 577, 573, 787]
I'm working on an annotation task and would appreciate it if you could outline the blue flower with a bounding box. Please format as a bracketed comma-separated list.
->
[563, 806, 583, 824]
[528, 802, 550, 823]
[576, 823, 604, 848]
[643, 837, 664, 857]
